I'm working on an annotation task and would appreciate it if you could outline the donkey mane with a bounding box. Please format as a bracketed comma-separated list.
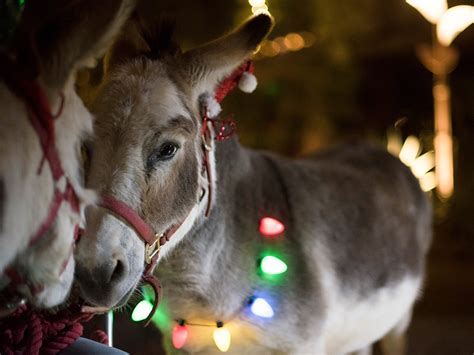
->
[104, 13, 181, 72]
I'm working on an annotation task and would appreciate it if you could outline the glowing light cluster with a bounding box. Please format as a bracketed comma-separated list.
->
[170, 321, 232, 352]
[248, 0, 270, 15]
[256, 32, 316, 58]
[132, 214, 289, 353]
[399, 135, 421, 166]
[406, 0, 447, 24]
[411, 151, 435, 178]
[404, 1, 466, 200]
[406, 0, 473, 46]
[387, 133, 437, 193]
[437, 5, 474, 47]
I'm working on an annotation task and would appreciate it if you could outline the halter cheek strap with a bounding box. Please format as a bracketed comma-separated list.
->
[100, 196, 156, 246]
[97, 62, 255, 325]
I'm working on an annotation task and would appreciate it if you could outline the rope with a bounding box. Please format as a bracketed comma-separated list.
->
[90, 329, 109, 345]
[0, 304, 103, 355]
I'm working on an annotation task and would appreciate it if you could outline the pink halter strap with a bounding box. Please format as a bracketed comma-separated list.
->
[100, 196, 155, 245]
[0, 52, 81, 301]
[99, 195, 181, 325]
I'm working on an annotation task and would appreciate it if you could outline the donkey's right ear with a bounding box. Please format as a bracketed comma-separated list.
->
[15, 0, 136, 90]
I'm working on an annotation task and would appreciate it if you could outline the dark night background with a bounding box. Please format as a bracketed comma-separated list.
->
[2, 0, 473, 353]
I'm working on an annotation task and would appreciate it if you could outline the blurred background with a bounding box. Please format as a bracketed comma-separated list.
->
[2, 0, 473, 353]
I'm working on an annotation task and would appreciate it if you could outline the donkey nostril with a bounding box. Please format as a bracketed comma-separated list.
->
[110, 259, 125, 282]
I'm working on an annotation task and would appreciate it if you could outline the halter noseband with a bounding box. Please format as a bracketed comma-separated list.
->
[0, 53, 82, 310]
[98, 62, 254, 325]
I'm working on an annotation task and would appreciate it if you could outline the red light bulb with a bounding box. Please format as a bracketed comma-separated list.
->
[172, 324, 188, 349]
[259, 217, 285, 237]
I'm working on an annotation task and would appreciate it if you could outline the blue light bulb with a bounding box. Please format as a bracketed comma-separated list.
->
[250, 297, 274, 318]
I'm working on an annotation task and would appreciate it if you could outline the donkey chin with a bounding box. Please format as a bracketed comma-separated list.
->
[4, 208, 84, 309]
[77, 275, 140, 311]
[76, 268, 142, 311]
[6, 243, 77, 309]
[33, 256, 75, 309]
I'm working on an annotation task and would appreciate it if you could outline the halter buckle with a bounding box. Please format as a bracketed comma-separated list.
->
[145, 234, 163, 264]
[201, 132, 212, 151]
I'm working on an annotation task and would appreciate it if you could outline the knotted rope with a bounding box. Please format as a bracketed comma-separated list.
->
[0, 304, 107, 355]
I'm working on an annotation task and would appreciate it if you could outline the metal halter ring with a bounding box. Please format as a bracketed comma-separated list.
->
[145, 234, 163, 264]
[201, 132, 212, 151]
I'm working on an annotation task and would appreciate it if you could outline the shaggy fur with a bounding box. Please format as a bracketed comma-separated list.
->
[76, 14, 431, 354]
[0, 0, 135, 308]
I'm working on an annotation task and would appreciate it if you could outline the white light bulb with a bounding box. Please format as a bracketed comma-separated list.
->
[437, 5, 474, 46]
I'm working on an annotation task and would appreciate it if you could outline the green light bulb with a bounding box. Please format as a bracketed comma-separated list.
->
[260, 256, 288, 275]
[131, 300, 153, 322]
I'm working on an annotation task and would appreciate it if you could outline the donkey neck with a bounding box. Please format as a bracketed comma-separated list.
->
[156, 136, 293, 320]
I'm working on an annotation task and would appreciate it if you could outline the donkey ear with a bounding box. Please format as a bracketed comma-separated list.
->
[15, 0, 135, 90]
[103, 14, 150, 73]
[182, 13, 273, 98]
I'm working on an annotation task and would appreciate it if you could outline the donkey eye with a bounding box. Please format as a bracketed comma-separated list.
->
[146, 142, 180, 171]
[159, 143, 179, 158]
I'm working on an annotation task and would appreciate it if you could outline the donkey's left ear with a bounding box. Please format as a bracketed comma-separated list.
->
[15, 0, 135, 90]
[180, 13, 274, 99]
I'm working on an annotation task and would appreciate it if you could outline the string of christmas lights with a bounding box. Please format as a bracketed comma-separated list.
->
[130, 216, 288, 352]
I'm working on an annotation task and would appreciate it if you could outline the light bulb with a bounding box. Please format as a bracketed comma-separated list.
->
[131, 300, 153, 322]
[406, 0, 447, 24]
[411, 151, 435, 178]
[213, 326, 231, 352]
[172, 324, 188, 349]
[260, 256, 288, 275]
[249, 0, 265, 7]
[399, 135, 420, 167]
[259, 217, 285, 237]
[250, 297, 274, 318]
[437, 5, 474, 46]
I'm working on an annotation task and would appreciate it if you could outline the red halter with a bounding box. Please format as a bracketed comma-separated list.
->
[98, 62, 254, 325]
[0, 53, 81, 306]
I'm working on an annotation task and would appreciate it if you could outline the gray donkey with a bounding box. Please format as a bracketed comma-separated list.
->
[76, 14, 432, 355]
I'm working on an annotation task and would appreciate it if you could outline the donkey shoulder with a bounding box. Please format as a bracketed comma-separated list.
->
[262, 143, 431, 291]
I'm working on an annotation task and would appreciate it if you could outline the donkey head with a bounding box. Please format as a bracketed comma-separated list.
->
[0, 0, 134, 309]
[76, 14, 273, 308]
